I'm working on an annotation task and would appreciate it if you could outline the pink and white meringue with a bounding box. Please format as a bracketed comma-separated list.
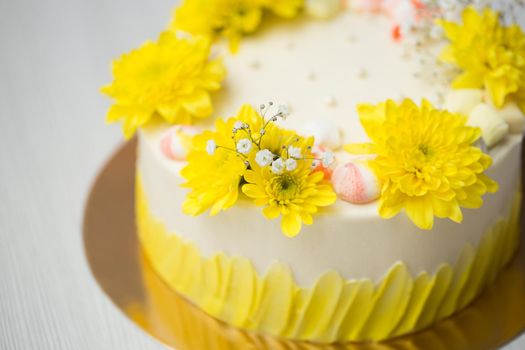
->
[331, 161, 380, 204]
[160, 125, 200, 161]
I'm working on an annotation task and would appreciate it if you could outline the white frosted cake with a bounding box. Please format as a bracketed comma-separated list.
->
[103, 0, 524, 343]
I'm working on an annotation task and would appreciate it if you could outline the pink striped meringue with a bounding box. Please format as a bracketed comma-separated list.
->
[331, 161, 380, 204]
[160, 125, 200, 161]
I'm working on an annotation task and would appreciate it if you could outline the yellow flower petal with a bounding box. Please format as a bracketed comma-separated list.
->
[405, 196, 434, 230]
[262, 0, 303, 18]
[378, 197, 402, 219]
[348, 99, 498, 229]
[101, 31, 224, 138]
[157, 104, 183, 123]
[343, 143, 376, 155]
[281, 212, 302, 238]
[453, 72, 484, 89]
[182, 90, 213, 118]
[263, 205, 281, 219]
[243, 184, 267, 200]
[439, 6, 525, 111]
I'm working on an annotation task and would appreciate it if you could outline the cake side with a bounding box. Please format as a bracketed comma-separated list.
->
[136, 160, 522, 342]
[137, 125, 522, 286]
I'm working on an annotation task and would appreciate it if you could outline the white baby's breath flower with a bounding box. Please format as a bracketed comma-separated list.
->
[278, 104, 290, 117]
[322, 151, 335, 167]
[234, 121, 246, 130]
[288, 146, 302, 159]
[271, 158, 285, 174]
[255, 149, 274, 167]
[206, 139, 216, 155]
[236, 138, 252, 154]
[285, 158, 297, 171]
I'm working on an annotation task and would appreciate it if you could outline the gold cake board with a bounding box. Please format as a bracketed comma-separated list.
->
[83, 139, 525, 350]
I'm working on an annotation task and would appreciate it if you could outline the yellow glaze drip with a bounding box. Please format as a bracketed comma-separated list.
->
[136, 174, 521, 342]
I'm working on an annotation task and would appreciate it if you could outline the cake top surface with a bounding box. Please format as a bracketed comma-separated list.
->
[103, 1, 525, 236]
[212, 10, 444, 142]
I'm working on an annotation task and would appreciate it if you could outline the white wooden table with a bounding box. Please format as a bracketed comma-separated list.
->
[0, 1, 523, 348]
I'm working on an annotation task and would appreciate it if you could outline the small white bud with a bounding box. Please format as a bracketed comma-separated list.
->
[234, 121, 245, 130]
[278, 104, 290, 117]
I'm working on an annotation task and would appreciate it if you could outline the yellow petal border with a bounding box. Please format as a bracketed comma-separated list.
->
[136, 173, 521, 343]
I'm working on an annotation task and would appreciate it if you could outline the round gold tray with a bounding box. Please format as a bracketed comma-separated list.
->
[84, 139, 525, 350]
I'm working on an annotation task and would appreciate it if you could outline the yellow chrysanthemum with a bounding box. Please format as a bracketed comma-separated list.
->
[439, 7, 525, 111]
[242, 157, 336, 238]
[241, 106, 336, 237]
[345, 99, 498, 230]
[181, 119, 248, 216]
[182, 104, 265, 215]
[101, 31, 226, 138]
[182, 103, 336, 236]
[171, 0, 303, 52]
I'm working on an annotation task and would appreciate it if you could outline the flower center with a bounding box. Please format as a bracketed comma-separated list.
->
[271, 173, 299, 201]
[418, 144, 431, 157]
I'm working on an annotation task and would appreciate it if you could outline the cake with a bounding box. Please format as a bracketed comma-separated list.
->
[102, 0, 525, 343]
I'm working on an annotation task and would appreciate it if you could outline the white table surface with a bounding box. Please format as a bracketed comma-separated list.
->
[0, 1, 523, 349]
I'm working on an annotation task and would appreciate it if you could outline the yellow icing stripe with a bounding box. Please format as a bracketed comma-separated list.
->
[414, 265, 453, 330]
[250, 264, 295, 335]
[136, 174, 522, 343]
[358, 263, 413, 340]
[338, 280, 375, 340]
[434, 245, 475, 321]
[293, 271, 343, 340]
[219, 256, 256, 326]
[392, 272, 434, 336]
[318, 280, 361, 342]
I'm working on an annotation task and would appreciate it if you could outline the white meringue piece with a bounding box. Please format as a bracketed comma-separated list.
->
[468, 103, 509, 148]
[497, 102, 525, 134]
[297, 120, 343, 150]
[331, 161, 380, 204]
[444, 89, 483, 116]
